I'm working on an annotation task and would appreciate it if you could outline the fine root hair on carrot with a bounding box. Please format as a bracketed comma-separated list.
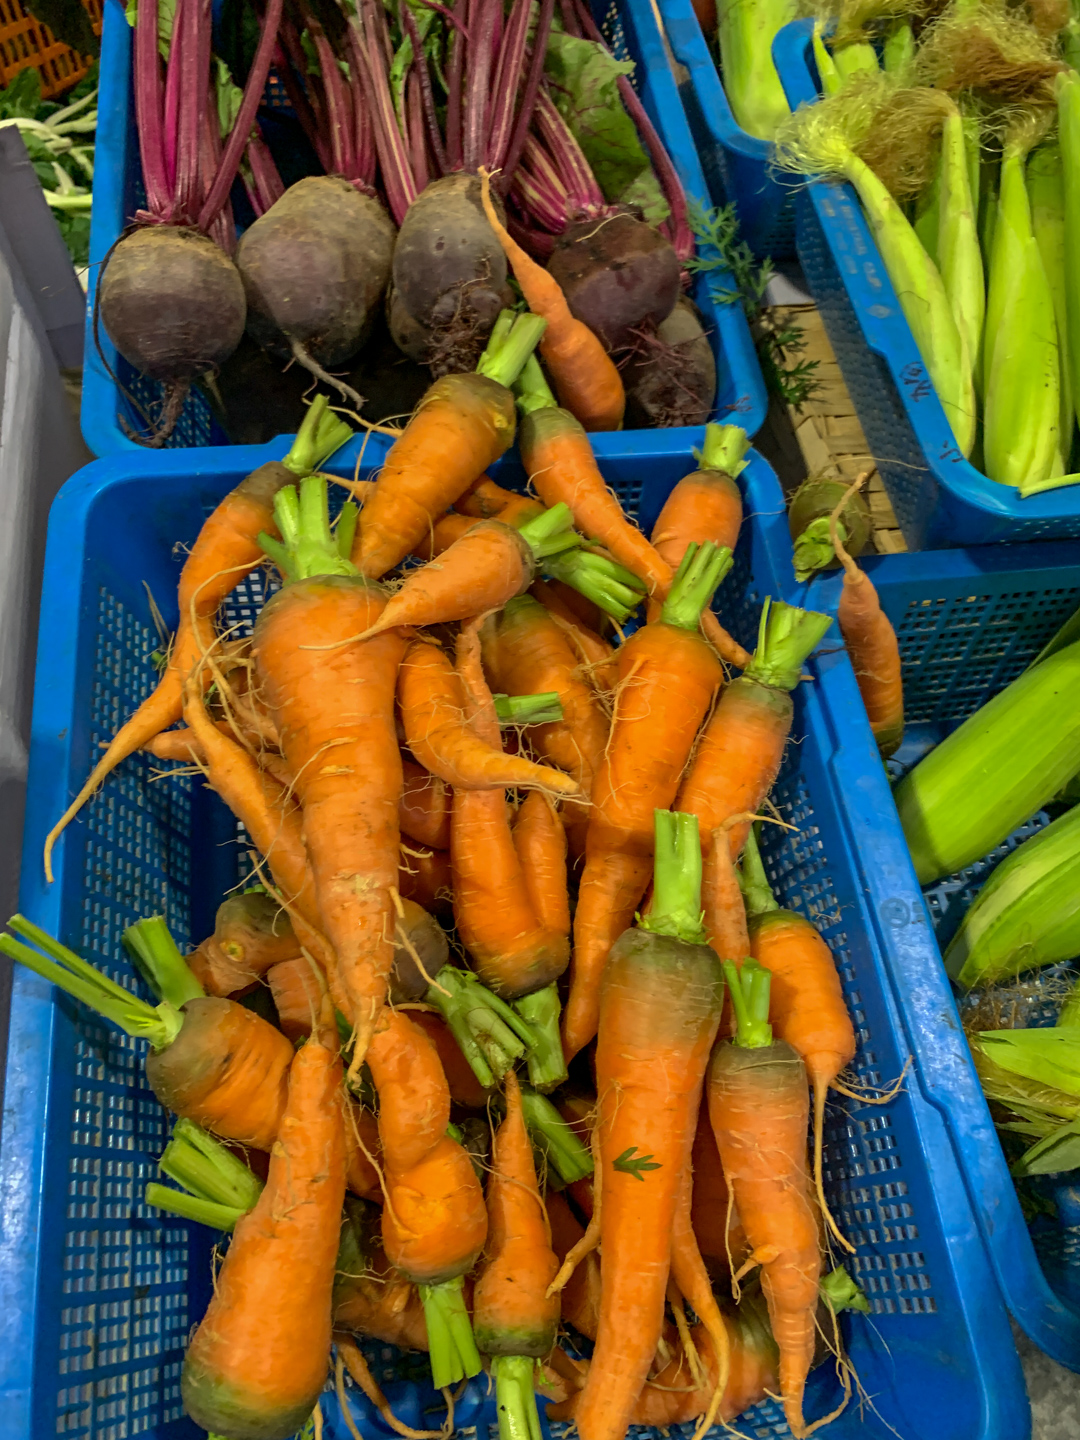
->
[547, 1128, 601, 1296]
[829, 473, 871, 576]
[336, 1338, 445, 1440]
[666, 1282, 706, 1389]
[313, 1401, 324, 1440]
[336, 1351, 366, 1440]
[831, 1054, 912, 1104]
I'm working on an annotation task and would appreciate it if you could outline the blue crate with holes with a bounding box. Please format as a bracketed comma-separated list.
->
[787, 539, 1080, 1372]
[81, 0, 766, 457]
[656, 0, 797, 261]
[2, 429, 1029, 1439]
[768, 17, 1080, 550]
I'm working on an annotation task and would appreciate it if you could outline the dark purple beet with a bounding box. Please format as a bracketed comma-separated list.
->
[391, 173, 510, 374]
[546, 211, 681, 353]
[623, 296, 717, 429]
[98, 226, 246, 442]
[236, 177, 395, 372]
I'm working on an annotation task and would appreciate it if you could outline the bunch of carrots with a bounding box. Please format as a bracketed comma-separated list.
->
[9, 330, 907, 1440]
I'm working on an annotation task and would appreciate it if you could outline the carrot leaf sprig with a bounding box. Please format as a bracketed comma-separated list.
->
[146, 1118, 263, 1230]
[124, 916, 204, 1009]
[0, 916, 183, 1050]
[723, 957, 773, 1049]
[659, 541, 732, 634]
[742, 597, 832, 693]
[281, 393, 354, 479]
[640, 810, 708, 945]
[516, 500, 647, 624]
[613, 1146, 662, 1181]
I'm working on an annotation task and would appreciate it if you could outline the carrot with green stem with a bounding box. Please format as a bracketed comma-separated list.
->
[473, 1070, 561, 1440]
[515, 360, 751, 670]
[146, 1117, 265, 1231]
[351, 312, 546, 578]
[254, 475, 407, 1059]
[398, 639, 581, 795]
[562, 543, 730, 1062]
[0, 916, 295, 1150]
[185, 890, 300, 997]
[181, 998, 347, 1440]
[708, 959, 834, 1439]
[674, 597, 832, 866]
[650, 424, 749, 569]
[352, 502, 645, 639]
[451, 619, 572, 1090]
[43, 395, 352, 881]
[478, 168, 625, 432]
[530, 579, 619, 695]
[829, 477, 905, 758]
[740, 828, 856, 1254]
[563, 810, 724, 1440]
[367, 1005, 488, 1390]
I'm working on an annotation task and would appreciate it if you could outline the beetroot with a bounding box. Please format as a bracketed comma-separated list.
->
[623, 297, 717, 429]
[546, 211, 681, 353]
[237, 177, 395, 381]
[389, 176, 518, 373]
[99, 228, 246, 440]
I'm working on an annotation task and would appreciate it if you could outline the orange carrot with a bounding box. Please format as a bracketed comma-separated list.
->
[351, 315, 543, 577]
[650, 424, 748, 569]
[479, 168, 625, 432]
[267, 956, 325, 1042]
[367, 1006, 488, 1388]
[569, 812, 724, 1440]
[473, 1070, 561, 1433]
[409, 1010, 491, 1108]
[398, 844, 453, 914]
[831, 487, 904, 758]
[546, 1189, 601, 1341]
[670, 1164, 731, 1429]
[253, 478, 407, 1056]
[531, 579, 619, 695]
[181, 1000, 346, 1440]
[689, 1100, 748, 1280]
[675, 599, 832, 866]
[334, 1236, 431, 1352]
[400, 759, 451, 850]
[742, 830, 856, 1253]
[343, 1100, 384, 1203]
[411, 511, 477, 561]
[563, 547, 729, 1061]
[518, 403, 751, 668]
[708, 959, 826, 1439]
[399, 639, 579, 795]
[456, 477, 544, 528]
[187, 891, 299, 997]
[43, 397, 350, 881]
[701, 814, 751, 964]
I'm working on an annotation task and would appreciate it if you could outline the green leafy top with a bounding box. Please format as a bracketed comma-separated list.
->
[613, 1145, 662, 1180]
[543, 30, 668, 225]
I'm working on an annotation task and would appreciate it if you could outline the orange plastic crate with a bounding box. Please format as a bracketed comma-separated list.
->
[0, 0, 102, 99]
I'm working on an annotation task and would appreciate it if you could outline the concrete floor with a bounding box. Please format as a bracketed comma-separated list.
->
[1014, 1327, 1080, 1439]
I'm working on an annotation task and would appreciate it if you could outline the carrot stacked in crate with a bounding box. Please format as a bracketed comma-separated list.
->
[15, 393, 879, 1440]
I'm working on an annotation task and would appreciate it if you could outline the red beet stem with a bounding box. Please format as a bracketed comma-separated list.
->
[200, 85, 235, 251]
[536, 89, 604, 209]
[174, 0, 210, 222]
[276, 27, 331, 172]
[246, 127, 286, 214]
[486, 0, 530, 169]
[407, 71, 430, 191]
[462, 0, 497, 173]
[399, 0, 448, 175]
[570, 0, 692, 260]
[350, 0, 418, 224]
[312, 22, 354, 178]
[497, 0, 555, 186]
[444, 0, 467, 169]
[197, 0, 284, 232]
[134, 0, 170, 213]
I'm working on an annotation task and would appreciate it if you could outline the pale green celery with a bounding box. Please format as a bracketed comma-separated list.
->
[882, 19, 914, 77]
[832, 40, 879, 81]
[984, 135, 1060, 490]
[812, 23, 842, 98]
[937, 107, 984, 399]
[1029, 143, 1075, 466]
[1057, 73, 1080, 442]
[843, 152, 975, 457]
[718, 0, 798, 138]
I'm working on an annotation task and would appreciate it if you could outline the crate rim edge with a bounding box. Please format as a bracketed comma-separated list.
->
[772, 17, 1080, 528]
[794, 542, 1080, 1372]
[80, 0, 768, 457]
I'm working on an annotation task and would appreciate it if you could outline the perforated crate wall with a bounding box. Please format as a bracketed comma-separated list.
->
[0, 0, 102, 98]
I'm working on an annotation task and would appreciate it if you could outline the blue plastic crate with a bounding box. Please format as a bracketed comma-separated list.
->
[787, 540, 1080, 1372]
[1, 429, 1028, 1438]
[770, 17, 1080, 550]
[81, 0, 766, 457]
[657, 0, 797, 260]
